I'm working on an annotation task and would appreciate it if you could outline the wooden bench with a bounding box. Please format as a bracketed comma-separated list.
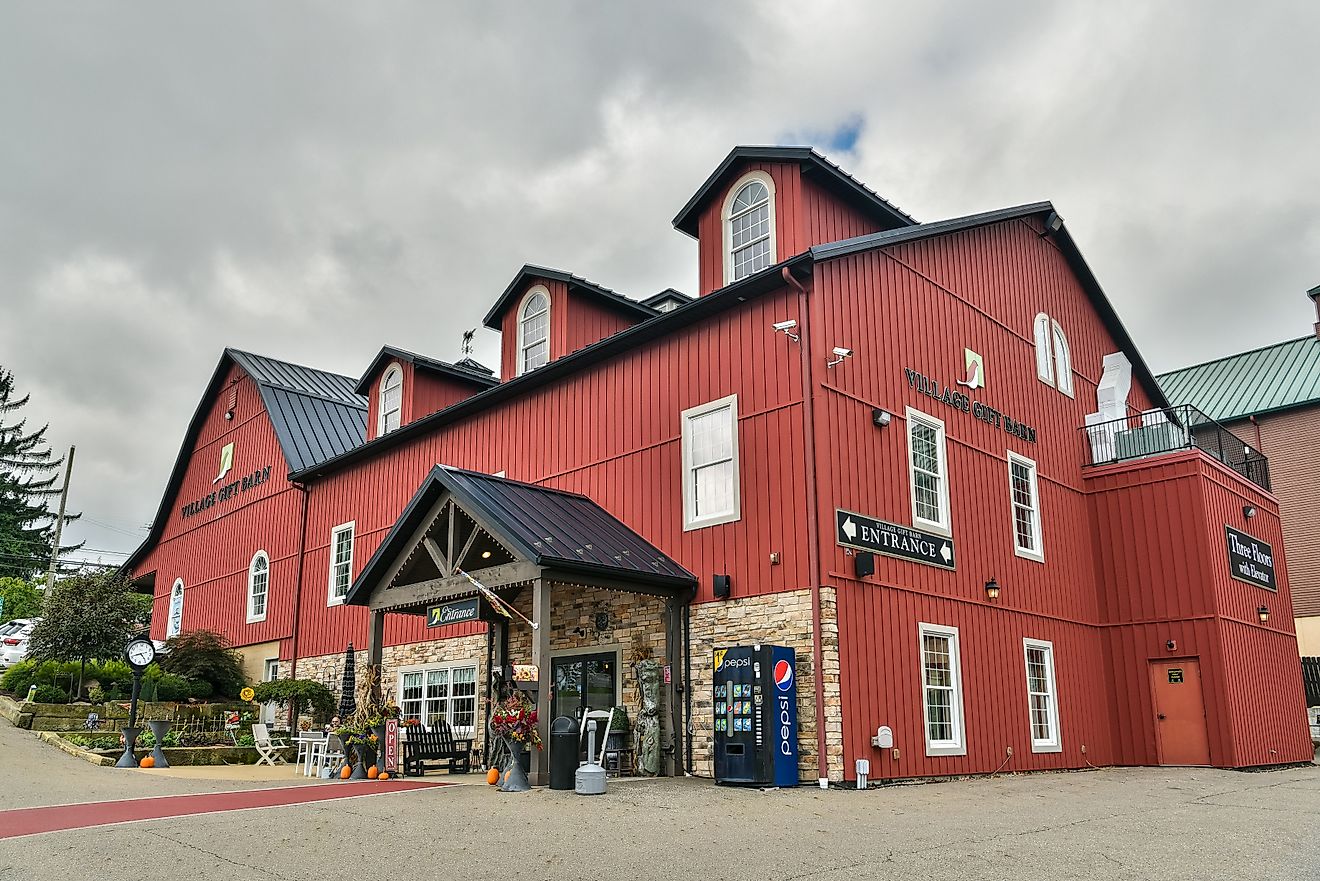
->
[402, 721, 473, 776]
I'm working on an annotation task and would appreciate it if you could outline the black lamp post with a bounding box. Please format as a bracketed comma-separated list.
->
[116, 637, 157, 769]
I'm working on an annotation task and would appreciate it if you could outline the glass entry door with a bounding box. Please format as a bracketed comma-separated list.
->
[551, 651, 618, 728]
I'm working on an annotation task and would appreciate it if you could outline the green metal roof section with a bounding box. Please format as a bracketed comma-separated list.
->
[1157, 335, 1320, 422]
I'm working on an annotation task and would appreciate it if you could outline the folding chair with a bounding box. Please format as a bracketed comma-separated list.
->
[252, 723, 289, 766]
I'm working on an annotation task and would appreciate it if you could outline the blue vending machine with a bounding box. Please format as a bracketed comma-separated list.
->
[712, 644, 799, 787]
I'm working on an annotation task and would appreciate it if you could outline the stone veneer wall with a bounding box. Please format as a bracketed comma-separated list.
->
[287, 583, 845, 782]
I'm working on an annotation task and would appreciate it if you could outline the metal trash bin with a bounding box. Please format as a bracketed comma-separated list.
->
[549, 716, 578, 790]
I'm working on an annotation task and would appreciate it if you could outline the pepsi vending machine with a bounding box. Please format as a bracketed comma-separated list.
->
[713, 644, 798, 787]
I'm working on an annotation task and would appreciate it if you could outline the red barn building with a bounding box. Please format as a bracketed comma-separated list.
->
[126, 146, 1314, 784]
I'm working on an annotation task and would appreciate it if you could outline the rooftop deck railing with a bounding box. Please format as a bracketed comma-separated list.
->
[1082, 404, 1271, 491]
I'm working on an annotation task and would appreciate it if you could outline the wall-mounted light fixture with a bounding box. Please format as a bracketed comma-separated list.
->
[772, 319, 800, 342]
[984, 578, 1000, 601]
[871, 408, 892, 428]
[1165, 639, 1177, 652]
[1040, 211, 1064, 237]
[224, 410, 234, 421]
[1243, 505, 1257, 520]
[1257, 605, 1270, 623]
[827, 346, 854, 368]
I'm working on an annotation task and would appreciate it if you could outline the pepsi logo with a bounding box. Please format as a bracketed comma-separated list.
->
[774, 659, 793, 692]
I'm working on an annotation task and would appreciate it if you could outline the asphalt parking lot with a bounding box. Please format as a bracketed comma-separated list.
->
[1, 719, 1317, 881]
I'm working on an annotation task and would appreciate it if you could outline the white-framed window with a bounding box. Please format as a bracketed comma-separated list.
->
[166, 578, 184, 639]
[918, 622, 966, 756]
[1022, 638, 1061, 752]
[1033, 312, 1074, 397]
[247, 551, 270, 623]
[906, 407, 951, 535]
[327, 521, 355, 606]
[517, 286, 551, 375]
[378, 364, 403, 435]
[398, 663, 479, 738]
[723, 171, 776, 284]
[1007, 452, 1044, 562]
[680, 394, 741, 531]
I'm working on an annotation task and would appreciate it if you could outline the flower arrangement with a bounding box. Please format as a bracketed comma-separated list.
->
[399, 718, 422, 729]
[490, 692, 542, 749]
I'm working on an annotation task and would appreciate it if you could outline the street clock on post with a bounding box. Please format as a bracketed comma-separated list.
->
[126, 638, 156, 670]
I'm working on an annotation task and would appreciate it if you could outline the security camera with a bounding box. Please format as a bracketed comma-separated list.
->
[832, 347, 853, 358]
[772, 320, 798, 332]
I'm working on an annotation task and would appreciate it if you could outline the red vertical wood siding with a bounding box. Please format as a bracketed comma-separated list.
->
[136, 366, 301, 647]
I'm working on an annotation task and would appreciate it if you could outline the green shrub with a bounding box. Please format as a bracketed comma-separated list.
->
[30, 684, 69, 704]
[87, 685, 106, 703]
[160, 630, 246, 698]
[251, 679, 334, 723]
[2, 659, 80, 696]
[154, 674, 192, 702]
[188, 679, 214, 700]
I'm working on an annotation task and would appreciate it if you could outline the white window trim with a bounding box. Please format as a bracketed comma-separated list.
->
[515, 285, 551, 376]
[1051, 319, 1074, 398]
[721, 170, 777, 285]
[327, 521, 355, 607]
[396, 661, 480, 738]
[1033, 312, 1054, 387]
[1007, 452, 1045, 563]
[905, 407, 951, 536]
[166, 578, 184, 639]
[377, 364, 403, 436]
[1022, 638, 1062, 753]
[246, 550, 270, 623]
[680, 393, 742, 531]
[918, 622, 966, 757]
[1033, 312, 1074, 398]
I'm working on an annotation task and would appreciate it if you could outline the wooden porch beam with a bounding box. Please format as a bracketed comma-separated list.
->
[368, 561, 542, 612]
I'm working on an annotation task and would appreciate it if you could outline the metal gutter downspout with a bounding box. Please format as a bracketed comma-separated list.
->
[684, 582, 697, 775]
[286, 480, 310, 726]
[784, 266, 829, 788]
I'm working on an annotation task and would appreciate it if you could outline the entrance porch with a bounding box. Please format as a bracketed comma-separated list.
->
[344, 465, 697, 784]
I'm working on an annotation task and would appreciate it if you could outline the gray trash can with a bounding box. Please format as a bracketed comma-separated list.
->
[549, 716, 578, 790]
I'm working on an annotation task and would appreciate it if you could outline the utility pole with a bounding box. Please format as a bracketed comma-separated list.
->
[45, 445, 75, 595]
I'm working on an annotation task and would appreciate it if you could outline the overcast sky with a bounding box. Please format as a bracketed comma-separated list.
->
[2, 2, 1317, 564]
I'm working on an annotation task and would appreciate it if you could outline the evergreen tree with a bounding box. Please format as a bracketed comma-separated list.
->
[0, 366, 79, 580]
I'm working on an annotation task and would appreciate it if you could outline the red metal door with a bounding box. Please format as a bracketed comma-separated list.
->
[1149, 659, 1210, 766]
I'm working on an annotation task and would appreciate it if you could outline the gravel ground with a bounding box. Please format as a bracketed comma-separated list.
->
[2, 718, 1317, 881]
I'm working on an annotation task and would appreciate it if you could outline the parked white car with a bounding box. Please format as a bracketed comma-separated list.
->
[0, 618, 40, 669]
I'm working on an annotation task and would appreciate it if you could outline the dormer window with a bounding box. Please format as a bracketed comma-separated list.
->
[518, 287, 551, 375]
[1033, 313, 1074, 398]
[723, 172, 776, 283]
[378, 364, 403, 434]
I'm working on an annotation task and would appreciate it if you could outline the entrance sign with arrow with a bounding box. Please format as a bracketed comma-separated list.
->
[836, 509, 955, 571]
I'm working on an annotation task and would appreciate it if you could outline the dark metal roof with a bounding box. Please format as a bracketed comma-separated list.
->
[811, 202, 1171, 413]
[1158, 336, 1320, 422]
[481, 264, 658, 330]
[354, 345, 500, 395]
[346, 465, 696, 605]
[124, 350, 368, 572]
[641, 288, 693, 310]
[672, 146, 917, 238]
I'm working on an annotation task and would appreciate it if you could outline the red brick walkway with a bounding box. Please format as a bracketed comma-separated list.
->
[0, 779, 447, 839]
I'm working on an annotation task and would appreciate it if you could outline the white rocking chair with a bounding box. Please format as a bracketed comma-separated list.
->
[252, 723, 289, 766]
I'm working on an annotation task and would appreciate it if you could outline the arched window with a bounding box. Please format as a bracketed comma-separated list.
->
[247, 551, 269, 623]
[378, 365, 403, 435]
[167, 579, 184, 639]
[517, 287, 550, 375]
[724, 172, 776, 283]
[1033, 313, 1074, 398]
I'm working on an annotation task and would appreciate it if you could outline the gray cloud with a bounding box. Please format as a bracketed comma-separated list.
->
[1, 1, 1316, 561]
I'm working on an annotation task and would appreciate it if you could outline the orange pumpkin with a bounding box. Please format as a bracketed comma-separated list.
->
[486, 767, 500, 785]
[378, 772, 390, 781]
[367, 766, 379, 779]
[340, 765, 352, 779]
[139, 755, 155, 768]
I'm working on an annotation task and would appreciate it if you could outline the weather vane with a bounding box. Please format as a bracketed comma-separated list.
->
[461, 329, 475, 358]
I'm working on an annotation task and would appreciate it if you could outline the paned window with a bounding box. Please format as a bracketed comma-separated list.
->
[328, 522, 354, 606]
[378, 365, 403, 435]
[724, 174, 775, 283]
[399, 664, 478, 738]
[906, 408, 950, 534]
[1008, 453, 1043, 561]
[919, 623, 966, 756]
[518, 288, 550, 374]
[681, 394, 741, 530]
[247, 551, 269, 622]
[167, 579, 184, 639]
[1034, 312, 1074, 397]
[1022, 639, 1061, 752]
